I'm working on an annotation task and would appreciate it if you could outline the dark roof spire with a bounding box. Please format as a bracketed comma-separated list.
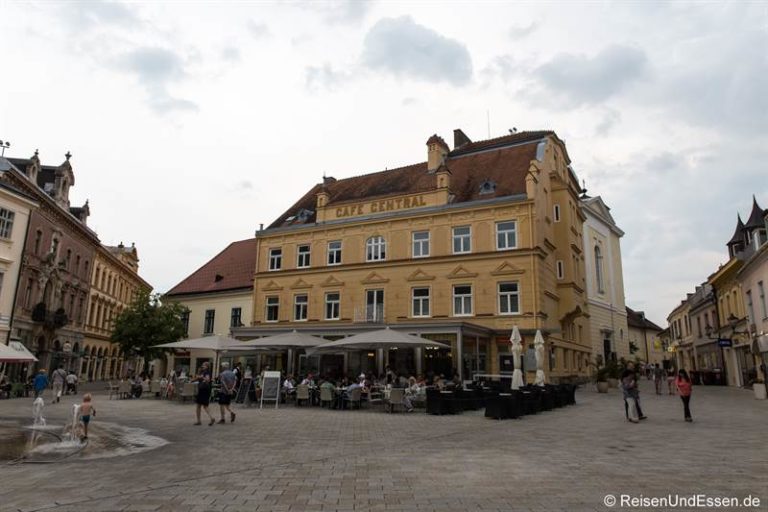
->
[744, 195, 764, 230]
[727, 214, 745, 246]
[65, 151, 72, 161]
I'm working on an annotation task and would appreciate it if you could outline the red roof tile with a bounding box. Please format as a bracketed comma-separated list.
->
[269, 131, 549, 228]
[166, 238, 257, 296]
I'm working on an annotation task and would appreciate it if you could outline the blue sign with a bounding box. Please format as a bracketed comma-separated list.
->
[717, 338, 733, 347]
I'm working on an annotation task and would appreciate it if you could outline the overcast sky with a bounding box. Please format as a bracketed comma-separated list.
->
[1, 1, 766, 325]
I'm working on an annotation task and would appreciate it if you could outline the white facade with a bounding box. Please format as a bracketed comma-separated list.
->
[581, 196, 629, 362]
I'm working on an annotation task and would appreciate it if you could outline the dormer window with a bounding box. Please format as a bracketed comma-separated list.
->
[297, 209, 313, 222]
[479, 180, 496, 195]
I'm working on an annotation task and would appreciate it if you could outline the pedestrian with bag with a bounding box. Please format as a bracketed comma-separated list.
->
[33, 369, 48, 399]
[52, 365, 67, 403]
[193, 367, 215, 426]
[675, 369, 693, 422]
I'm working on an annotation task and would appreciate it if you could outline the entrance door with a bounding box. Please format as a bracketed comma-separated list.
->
[603, 338, 613, 362]
[366, 289, 384, 322]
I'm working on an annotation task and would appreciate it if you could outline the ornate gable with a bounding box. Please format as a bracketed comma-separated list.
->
[261, 280, 283, 291]
[320, 275, 345, 287]
[491, 261, 525, 276]
[361, 272, 390, 285]
[406, 268, 436, 282]
[446, 265, 478, 279]
[290, 278, 313, 289]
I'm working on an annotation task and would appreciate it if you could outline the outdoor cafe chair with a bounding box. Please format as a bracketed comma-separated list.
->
[365, 388, 384, 410]
[319, 386, 333, 408]
[387, 388, 406, 413]
[180, 382, 197, 403]
[117, 381, 132, 399]
[150, 380, 162, 398]
[296, 384, 310, 406]
[107, 381, 119, 400]
[347, 387, 362, 409]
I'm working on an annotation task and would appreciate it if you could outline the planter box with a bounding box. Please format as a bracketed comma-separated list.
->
[754, 384, 767, 400]
[607, 378, 619, 388]
[597, 381, 609, 393]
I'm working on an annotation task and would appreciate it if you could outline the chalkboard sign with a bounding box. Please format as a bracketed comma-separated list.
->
[260, 371, 281, 409]
[499, 354, 515, 374]
[235, 378, 253, 404]
[524, 348, 536, 372]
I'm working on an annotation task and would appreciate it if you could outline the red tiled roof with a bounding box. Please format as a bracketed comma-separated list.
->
[166, 238, 257, 296]
[269, 131, 551, 229]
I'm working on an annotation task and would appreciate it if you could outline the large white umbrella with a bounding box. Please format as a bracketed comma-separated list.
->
[153, 335, 240, 376]
[510, 326, 524, 390]
[533, 330, 546, 386]
[229, 330, 326, 349]
[0, 341, 37, 363]
[310, 327, 450, 352]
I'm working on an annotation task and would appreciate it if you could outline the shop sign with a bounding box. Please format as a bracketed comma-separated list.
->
[717, 338, 733, 348]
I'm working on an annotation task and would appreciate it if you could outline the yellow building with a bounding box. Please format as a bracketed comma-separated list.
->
[82, 243, 151, 380]
[236, 130, 591, 381]
[668, 298, 693, 371]
[626, 307, 664, 365]
[164, 239, 256, 375]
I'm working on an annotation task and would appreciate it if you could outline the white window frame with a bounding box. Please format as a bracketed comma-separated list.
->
[496, 221, 517, 251]
[366, 236, 386, 262]
[595, 245, 605, 294]
[268, 248, 282, 271]
[553, 204, 561, 222]
[411, 287, 431, 318]
[297, 244, 311, 268]
[0, 208, 14, 239]
[204, 309, 215, 334]
[412, 231, 430, 258]
[452, 284, 473, 317]
[498, 282, 521, 315]
[452, 226, 471, 254]
[294, 294, 308, 322]
[325, 292, 340, 321]
[265, 296, 279, 322]
[327, 240, 342, 266]
[556, 260, 564, 280]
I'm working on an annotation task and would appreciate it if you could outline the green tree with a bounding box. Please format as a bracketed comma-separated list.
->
[111, 290, 189, 368]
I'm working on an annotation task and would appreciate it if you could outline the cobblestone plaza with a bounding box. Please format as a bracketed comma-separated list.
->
[1, 381, 766, 512]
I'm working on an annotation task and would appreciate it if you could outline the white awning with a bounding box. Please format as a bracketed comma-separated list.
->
[0, 341, 38, 362]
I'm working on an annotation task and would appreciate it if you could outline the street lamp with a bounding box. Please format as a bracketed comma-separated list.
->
[0, 140, 9, 157]
[62, 341, 72, 372]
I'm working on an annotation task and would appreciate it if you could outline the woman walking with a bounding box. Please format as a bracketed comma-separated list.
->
[193, 369, 215, 426]
[675, 369, 693, 422]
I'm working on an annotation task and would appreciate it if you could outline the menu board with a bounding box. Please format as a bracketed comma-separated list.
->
[260, 371, 281, 409]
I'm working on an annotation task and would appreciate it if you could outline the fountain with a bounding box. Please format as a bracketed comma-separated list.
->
[32, 397, 46, 427]
[63, 404, 82, 443]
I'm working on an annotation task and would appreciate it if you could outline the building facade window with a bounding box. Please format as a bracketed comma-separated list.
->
[24, 278, 33, 308]
[181, 310, 190, 336]
[554, 204, 561, 222]
[412, 287, 430, 317]
[452, 226, 471, 254]
[556, 260, 564, 280]
[496, 221, 517, 250]
[453, 285, 473, 316]
[327, 240, 342, 265]
[0, 208, 14, 239]
[266, 297, 279, 322]
[594, 245, 605, 293]
[325, 292, 340, 320]
[204, 309, 215, 334]
[412, 231, 430, 258]
[294, 294, 308, 321]
[498, 282, 520, 315]
[34, 230, 42, 255]
[366, 289, 384, 322]
[50, 237, 60, 257]
[297, 245, 311, 268]
[366, 236, 386, 261]
[230, 307, 242, 328]
[759, 281, 766, 319]
[269, 248, 282, 271]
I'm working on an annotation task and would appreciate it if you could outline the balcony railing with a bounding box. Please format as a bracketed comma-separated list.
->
[354, 305, 384, 324]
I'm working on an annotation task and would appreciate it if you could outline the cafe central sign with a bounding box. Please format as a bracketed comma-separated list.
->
[334, 195, 428, 218]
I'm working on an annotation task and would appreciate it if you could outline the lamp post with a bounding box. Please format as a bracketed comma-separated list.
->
[62, 341, 72, 373]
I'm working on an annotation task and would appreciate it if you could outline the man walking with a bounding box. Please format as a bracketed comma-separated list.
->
[621, 362, 647, 420]
[653, 364, 664, 395]
[218, 362, 236, 424]
[52, 365, 67, 403]
[33, 369, 48, 399]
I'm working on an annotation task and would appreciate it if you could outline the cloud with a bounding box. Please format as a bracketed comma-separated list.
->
[296, 0, 373, 25]
[361, 16, 473, 86]
[508, 21, 538, 39]
[117, 47, 198, 113]
[595, 109, 621, 135]
[535, 45, 647, 105]
[247, 20, 270, 39]
[305, 63, 349, 92]
[63, 0, 139, 28]
[221, 46, 240, 62]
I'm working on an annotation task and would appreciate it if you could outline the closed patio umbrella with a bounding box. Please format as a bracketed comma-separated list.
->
[510, 326, 524, 390]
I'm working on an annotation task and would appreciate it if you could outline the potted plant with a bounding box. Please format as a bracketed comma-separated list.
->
[596, 366, 610, 393]
[606, 360, 621, 388]
[753, 379, 767, 400]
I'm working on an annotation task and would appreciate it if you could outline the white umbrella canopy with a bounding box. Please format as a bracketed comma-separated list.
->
[229, 330, 326, 350]
[153, 335, 240, 351]
[509, 326, 524, 390]
[310, 327, 450, 353]
[0, 341, 38, 363]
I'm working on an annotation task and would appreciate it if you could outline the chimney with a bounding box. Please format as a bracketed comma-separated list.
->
[453, 129, 472, 149]
[426, 134, 449, 172]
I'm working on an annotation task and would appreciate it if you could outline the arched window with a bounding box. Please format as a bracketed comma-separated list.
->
[366, 236, 386, 262]
[594, 245, 605, 293]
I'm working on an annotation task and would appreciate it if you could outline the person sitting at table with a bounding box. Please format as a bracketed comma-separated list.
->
[0, 373, 11, 399]
[131, 374, 143, 398]
[282, 374, 296, 401]
[342, 380, 363, 409]
[300, 373, 315, 387]
[434, 374, 447, 390]
[402, 376, 420, 412]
